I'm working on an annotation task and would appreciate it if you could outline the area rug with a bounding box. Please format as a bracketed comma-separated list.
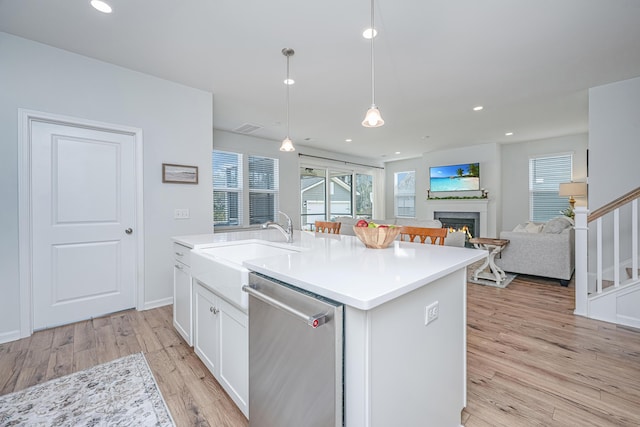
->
[467, 260, 517, 288]
[0, 352, 174, 426]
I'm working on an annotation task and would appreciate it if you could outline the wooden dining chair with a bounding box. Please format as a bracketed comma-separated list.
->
[315, 221, 342, 234]
[399, 226, 448, 245]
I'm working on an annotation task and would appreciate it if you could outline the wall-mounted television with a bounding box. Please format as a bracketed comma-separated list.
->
[429, 163, 480, 192]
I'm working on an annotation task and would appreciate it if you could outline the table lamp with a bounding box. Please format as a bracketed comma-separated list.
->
[558, 182, 588, 209]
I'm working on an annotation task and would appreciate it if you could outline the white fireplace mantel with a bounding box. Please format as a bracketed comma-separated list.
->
[426, 199, 489, 238]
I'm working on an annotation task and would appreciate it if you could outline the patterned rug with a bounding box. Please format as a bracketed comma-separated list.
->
[0, 353, 174, 426]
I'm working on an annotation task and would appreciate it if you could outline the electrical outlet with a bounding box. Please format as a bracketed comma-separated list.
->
[174, 209, 190, 219]
[425, 301, 439, 325]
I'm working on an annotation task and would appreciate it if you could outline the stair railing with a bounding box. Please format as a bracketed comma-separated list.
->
[574, 187, 640, 317]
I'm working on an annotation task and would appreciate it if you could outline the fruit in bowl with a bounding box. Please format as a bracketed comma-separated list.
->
[353, 223, 401, 249]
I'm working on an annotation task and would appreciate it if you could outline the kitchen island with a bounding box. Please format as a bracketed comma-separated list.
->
[173, 229, 486, 426]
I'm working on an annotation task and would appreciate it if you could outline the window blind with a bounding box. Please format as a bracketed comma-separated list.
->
[248, 155, 279, 225]
[213, 151, 243, 227]
[529, 154, 572, 222]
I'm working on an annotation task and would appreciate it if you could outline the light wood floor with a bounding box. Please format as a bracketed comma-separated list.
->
[1, 275, 639, 426]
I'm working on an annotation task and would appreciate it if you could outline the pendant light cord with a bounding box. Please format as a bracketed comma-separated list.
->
[286, 54, 290, 137]
[370, 0, 375, 107]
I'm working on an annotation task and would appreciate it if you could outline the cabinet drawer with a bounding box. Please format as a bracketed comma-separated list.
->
[173, 242, 191, 266]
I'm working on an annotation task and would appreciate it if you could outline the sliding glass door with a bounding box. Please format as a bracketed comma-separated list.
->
[300, 166, 376, 229]
[300, 167, 327, 230]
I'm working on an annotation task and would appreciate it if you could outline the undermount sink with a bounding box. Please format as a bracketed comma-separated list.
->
[190, 240, 301, 310]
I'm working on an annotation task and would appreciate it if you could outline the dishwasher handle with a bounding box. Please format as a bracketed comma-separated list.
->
[242, 284, 327, 328]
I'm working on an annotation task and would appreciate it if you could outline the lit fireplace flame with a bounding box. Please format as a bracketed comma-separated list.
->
[447, 225, 473, 239]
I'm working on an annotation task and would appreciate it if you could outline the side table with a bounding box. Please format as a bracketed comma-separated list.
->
[468, 238, 510, 286]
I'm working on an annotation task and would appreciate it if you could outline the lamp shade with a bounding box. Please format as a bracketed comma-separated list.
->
[558, 182, 587, 197]
[279, 137, 295, 152]
[362, 106, 384, 127]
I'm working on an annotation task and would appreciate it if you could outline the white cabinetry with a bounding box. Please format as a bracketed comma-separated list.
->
[194, 282, 249, 418]
[173, 242, 193, 345]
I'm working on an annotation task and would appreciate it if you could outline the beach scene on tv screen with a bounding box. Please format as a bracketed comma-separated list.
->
[430, 163, 480, 192]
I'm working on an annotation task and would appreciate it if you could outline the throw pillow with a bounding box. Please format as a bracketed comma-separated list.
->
[512, 222, 543, 233]
[512, 223, 526, 232]
[524, 222, 543, 233]
[542, 216, 573, 234]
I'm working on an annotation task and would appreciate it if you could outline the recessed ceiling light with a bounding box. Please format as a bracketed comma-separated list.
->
[90, 0, 112, 13]
[362, 28, 378, 39]
[473, 106, 483, 111]
[345, 139, 352, 142]
[395, 151, 401, 155]
[284, 78, 295, 85]
[505, 132, 514, 136]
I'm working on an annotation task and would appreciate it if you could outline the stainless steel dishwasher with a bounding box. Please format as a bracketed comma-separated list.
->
[243, 272, 344, 427]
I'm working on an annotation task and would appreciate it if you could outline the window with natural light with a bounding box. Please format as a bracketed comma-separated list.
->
[529, 154, 572, 222]
[213, 151, 242, 227]
[248, 155, 279, 225]
[300, 164, 376, 230]
[213, 151, 280, 228]
[394, 171, 415, 217]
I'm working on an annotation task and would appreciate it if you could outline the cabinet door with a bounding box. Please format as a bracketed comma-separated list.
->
[194, 283, 220, 376]
[173, 261, 192, 345]
[219, 298, 249, 418]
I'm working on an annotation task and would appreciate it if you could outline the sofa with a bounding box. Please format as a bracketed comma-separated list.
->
[495, 216, 575, 286]
[334, 216, 466, 247]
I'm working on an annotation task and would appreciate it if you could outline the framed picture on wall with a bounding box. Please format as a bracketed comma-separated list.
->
[162, 163, 198, 184]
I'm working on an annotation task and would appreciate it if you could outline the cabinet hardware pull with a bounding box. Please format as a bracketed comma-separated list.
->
[174, 264, 183, 270]
[210, 306, 219, 314]
[175, 252, 184, 256]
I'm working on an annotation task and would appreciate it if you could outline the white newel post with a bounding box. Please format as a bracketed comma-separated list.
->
[574, 207, 588, 316]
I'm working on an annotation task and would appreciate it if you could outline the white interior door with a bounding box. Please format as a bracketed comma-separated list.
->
[30, 120, 137, 330]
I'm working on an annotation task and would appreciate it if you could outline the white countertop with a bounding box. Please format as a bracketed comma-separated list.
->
[173, 229, 486, 310]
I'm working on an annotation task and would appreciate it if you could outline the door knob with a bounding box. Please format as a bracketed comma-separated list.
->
[125, 228, 133, 234]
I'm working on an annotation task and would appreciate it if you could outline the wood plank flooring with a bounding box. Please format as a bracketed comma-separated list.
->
[1, 275, 639, 426]
[463, 275, 640, 427]
[0, 305, 248, 427]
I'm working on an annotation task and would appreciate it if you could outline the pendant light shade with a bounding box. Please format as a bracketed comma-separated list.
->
[280, 137, 294, 152]
[362, 0, 384, 128]
[362, 106, 384, 127]
[280, 48, 296, 152]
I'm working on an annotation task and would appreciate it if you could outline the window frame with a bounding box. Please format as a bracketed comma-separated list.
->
[528, 153, 573, 223]
[394, 170, 416, 218]
[300, 161, 379, 229]
[212, 150, 243, 228]
[213, 149, 280, 229]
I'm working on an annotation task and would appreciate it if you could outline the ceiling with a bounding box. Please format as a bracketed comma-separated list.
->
[2, 0, 640, 161]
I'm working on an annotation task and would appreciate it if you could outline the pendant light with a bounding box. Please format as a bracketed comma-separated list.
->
[280, 48, 296, 152]
[362, 0, 384, 127]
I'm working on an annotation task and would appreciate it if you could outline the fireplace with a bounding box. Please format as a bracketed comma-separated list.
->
[434, 211, 480, 248]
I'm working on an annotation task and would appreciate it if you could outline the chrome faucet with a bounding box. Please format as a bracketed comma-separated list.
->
[262, 211, 294, 243]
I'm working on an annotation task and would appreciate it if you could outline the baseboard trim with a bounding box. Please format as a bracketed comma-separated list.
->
[143, 297, 173, 311]
[0, 329, 22, 344]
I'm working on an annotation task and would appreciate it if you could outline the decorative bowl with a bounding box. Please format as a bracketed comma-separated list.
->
[353, 225, 401, 249]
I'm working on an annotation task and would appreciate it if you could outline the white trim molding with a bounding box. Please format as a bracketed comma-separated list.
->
[18, 109, 145, 339]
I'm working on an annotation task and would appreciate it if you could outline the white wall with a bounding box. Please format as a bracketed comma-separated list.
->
[0, 33, 213, 339]
[213, 129, 384, 230]
[589, 76, 640, 209]
[385, 143, 501, 237]
[588, 76, 640, 273]
[501, 134, 588, 231]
